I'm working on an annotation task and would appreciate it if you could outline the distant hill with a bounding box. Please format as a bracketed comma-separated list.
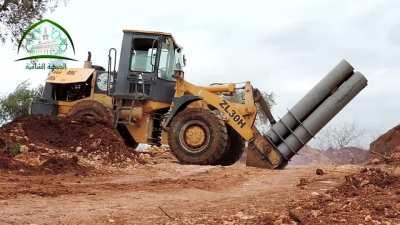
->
[289, 146, 332, 165]
[289, 145, 369, 166]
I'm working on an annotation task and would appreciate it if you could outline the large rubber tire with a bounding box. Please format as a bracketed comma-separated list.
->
[218, 126, 245, 166]
[68, 100, 114, 127]
[168, 108, 228, 165]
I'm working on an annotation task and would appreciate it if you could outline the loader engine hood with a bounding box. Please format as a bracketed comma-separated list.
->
[31, 68, 97, 117]
[46, 68, 95, 84]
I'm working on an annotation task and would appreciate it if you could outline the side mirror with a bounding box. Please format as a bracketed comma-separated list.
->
[173, 69, 184, 79]
[175, 48, 186, 69]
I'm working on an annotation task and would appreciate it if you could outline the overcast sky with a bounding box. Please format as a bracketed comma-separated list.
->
[1, 0, 399, 147]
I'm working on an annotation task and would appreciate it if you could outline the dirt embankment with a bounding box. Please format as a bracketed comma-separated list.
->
[290, 167, 400, 224]
[285, 124, 400, 224]
[370, 124, 400, 164]
[0, 116, 148, 175]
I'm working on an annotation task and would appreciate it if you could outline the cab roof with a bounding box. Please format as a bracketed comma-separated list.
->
[123, 29, 172, 36]
[123, 29, 180, 48]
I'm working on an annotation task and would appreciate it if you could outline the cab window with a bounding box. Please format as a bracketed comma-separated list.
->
[130, 38, 158, 72]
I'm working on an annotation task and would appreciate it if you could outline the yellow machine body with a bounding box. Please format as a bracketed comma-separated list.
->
[47, 67, 267, 148]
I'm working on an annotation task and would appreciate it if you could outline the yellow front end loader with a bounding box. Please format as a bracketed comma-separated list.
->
[31, 30, 368, 169]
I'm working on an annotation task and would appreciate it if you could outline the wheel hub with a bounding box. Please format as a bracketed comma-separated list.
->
[179, 120, 210, 153]
[184, 125, 206, 148]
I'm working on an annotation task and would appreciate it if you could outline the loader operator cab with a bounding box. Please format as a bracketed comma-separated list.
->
[112, 30, 185, 103]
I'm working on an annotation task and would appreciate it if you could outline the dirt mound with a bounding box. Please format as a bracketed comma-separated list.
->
[39, 156, 88, 175]
[290, 168, 400, 224]
[0, 115, 150, 174]
[370, 124, 400, 164]
[0, 136, 5, 149]
[339, 167, 396, 192]
[1, 116, 144, 165]
[0, 151, 30, 171]
[0, 149, 91, 175]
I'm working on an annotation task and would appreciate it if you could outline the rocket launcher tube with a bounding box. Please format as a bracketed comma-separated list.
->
[266, 60, 354, 146]
[275, 72, 367, 161]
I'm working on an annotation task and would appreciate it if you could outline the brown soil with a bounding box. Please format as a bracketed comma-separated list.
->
[0, 151, 30, 170]
[0, 150, 92, 176]
[370, 124, 400, 164]
[2, 116, 143, 164]
[290, 167, 400, 225]
[38, 156, 90, 175]
[1, 116, 399, 224]
[0, 160, 362, 225]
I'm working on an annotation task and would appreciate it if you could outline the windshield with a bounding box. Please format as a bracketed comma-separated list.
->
[158, 37, 186, 80]
[158, 37, 175, 80]
[130, 38, 158, 72]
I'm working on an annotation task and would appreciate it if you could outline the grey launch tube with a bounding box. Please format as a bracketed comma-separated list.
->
[266, 60, 354, 146]
[276, 72, 367, 160]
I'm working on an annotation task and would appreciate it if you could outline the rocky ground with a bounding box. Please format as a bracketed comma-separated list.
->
[291, 167, 400, 225]
[0, 159, 367, 225]
[0, 116, 400, 225]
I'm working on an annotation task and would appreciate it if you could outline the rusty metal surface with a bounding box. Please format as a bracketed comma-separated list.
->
[47, 68, 95, 84]
[246, 128, 283, 169]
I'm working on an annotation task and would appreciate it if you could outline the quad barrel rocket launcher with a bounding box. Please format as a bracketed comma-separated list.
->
[246, 60, 368, 168]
